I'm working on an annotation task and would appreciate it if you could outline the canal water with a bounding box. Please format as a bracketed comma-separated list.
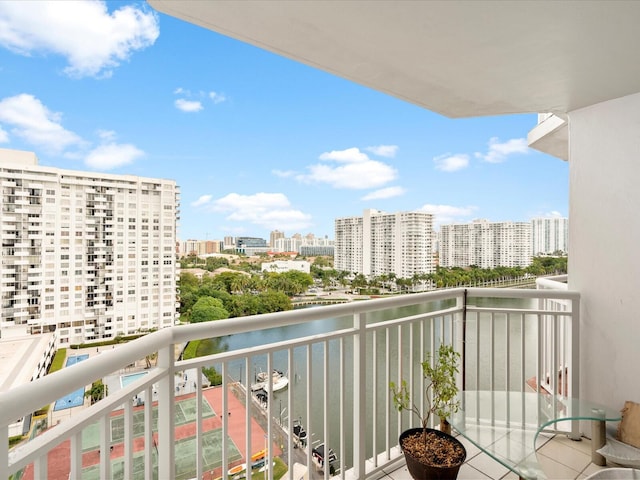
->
[209, 296, 537, 471]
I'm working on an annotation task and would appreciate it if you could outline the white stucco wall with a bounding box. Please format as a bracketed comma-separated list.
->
[569, 91, 640, 408]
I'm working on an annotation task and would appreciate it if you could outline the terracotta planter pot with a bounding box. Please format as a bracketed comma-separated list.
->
[399, 427, 467, 480]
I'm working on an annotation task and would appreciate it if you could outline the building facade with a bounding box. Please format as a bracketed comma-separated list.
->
[269, 230, 285, 248]
[531, 217, 568, 255]
[439, 219, 532, 269]
[0, 149, 180, 345]
[272, 234, 334, 255]
[235, 236, 268, 256]
[260, 260, 311, 274]
[335, 209, 434, 278]
[178, 239, 221, 256]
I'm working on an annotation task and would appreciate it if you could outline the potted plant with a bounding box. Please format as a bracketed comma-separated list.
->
[390, 343, 467, 480]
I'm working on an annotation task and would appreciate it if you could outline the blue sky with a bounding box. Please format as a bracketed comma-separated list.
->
[0, 1, 568, 242]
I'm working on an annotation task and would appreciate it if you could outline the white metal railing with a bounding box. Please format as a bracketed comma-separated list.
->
[1, 287, 580, 480]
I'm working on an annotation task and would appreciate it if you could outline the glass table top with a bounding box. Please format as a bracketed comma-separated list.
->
[449, 391, 622, 479]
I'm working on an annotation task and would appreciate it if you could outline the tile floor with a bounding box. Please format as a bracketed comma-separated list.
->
[382, 434, 616, 479]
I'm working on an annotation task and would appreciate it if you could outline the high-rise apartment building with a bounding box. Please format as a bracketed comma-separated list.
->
[531, 217, 568, 255]
[439, 219, 532, 268]
[269, 230, 285, 248]
[0, 149, 180, 345]
[335, 209, 434, 278]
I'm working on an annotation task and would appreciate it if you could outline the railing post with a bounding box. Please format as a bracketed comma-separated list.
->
[459, 289, 467, 391]
[158, 343, 175, 479]
[570, 296, 581, 439]
[353, 312, 367, 478]
[0, 424, 7, 480]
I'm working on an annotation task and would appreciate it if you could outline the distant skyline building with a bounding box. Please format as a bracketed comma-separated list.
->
[272, 233, 334, 255]
[236, 236, 268, 256]
[531, 217, 568, 255]
[299, 245, 334, 257]
[179, 232, 334, 257]
[178, 239, 221, 257]
[439, 219, 532, 269]
[269, 230, 285, 248]
[0, 149, 180, 345]
[335, 209, 434, 278]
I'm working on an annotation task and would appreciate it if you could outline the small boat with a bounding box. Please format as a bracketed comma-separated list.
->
[312, 443, 337, 474]
[251, 369, 289, 392]
[250, 448, 266, 462]
[258, 461, 275, 473]
[293, 419, 307, 448]
[227, 463, 246, 476]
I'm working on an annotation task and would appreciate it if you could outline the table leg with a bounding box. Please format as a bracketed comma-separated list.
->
[591, 409, 606, 466]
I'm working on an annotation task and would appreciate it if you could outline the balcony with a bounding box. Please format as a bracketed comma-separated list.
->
[1, 287, 588, 480]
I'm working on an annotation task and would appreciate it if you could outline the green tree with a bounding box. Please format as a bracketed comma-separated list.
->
[256, 290, 292, 313]
[351, 273, 368, 289]
[85, 380, 107, 404]
[281, 270, 314, 295]
[179, 272, 200, 293]
[190, 296, 230, 323]
[205, 256, 230, 271]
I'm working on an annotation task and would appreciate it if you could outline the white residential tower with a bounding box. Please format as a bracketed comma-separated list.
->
[335, 209, 434, 278]
[0, 149, 180, 345]
[439, 219, 532, 269]
[531, 217, 568, 255]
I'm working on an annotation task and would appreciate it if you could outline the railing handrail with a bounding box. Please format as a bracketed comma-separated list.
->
[0, 287, 579, 427]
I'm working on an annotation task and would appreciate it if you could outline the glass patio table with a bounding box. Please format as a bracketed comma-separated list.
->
[449, 391, 622, 479]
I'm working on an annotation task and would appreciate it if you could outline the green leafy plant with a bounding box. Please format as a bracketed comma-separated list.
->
[390, 343, 461, 439]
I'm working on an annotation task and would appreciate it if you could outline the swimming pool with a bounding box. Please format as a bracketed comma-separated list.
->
[53, 354, 90, 411]
[120, 371, 149, 389]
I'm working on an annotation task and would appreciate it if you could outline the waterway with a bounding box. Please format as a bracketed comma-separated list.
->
[207, 295, 537, 471]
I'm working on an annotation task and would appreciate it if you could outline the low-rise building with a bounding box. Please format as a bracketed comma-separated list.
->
[261, 260, 311, 274]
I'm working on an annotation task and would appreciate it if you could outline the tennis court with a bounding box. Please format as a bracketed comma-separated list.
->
[53, 354, 89, 411]
[79, 394, 240, 480]
[81, 429, 241, 480]
[81, 396, 216, 451]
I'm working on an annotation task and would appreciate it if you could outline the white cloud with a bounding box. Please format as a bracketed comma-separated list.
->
[361, 186, 406, 201]
[272, 169, 296, 178]
[191, 195, 213, 207]
[0, 94, 83, 152]
[298, 147, 397, 189]
[173, 87, 186, 95]
[85, 142, 144, 170]
[211, 192, 313, 231]
[433, 153, 469, 172]
[0, 126, 8, 143]
[0, 1, 159, 78]
[418, 204, 478, 226]
[319, 147, 369, 163]
[175, 99, 203, 112]
[366, 145, 398, 158]
[475, 137, 529, 163]
[97, 129, 117, 142]
[209, 91, 226, 104]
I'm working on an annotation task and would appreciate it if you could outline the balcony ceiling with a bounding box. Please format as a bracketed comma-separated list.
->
[149, 1, 640, 118]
